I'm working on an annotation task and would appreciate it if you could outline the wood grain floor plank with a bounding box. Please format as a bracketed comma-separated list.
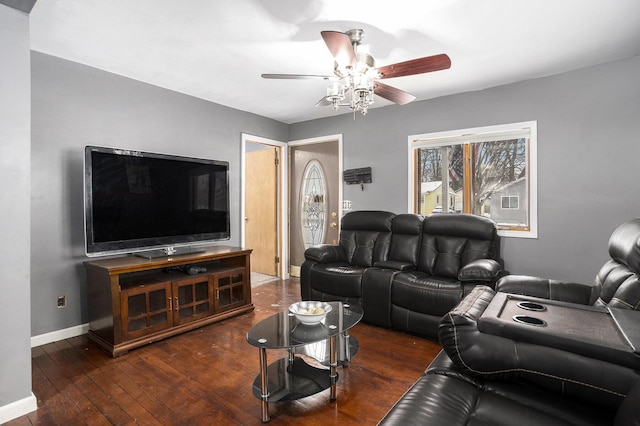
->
[7, 278, 441, 425]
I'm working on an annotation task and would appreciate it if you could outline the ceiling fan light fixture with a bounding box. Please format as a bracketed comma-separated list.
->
[326, 81, 345, 110]
[263, 29, 452, 118]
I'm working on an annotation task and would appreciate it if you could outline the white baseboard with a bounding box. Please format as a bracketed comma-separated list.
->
[290, 265, 301, 277]
[31, 323, 89, 348]
[0, 393, 37, 423]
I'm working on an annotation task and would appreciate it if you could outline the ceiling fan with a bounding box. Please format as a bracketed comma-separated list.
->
[262, 29, 451, 115]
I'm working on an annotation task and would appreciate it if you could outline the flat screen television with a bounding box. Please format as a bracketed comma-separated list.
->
[84, 146, 230, 258]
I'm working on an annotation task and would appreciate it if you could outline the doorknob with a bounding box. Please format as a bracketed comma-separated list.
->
[331, 222, 337, 228]
[244, 217, 248, 221]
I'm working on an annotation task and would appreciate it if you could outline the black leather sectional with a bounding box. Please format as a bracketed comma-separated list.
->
[379, 218, 640, 425]
[378, 348, 640, 425]
[300, 210, 503, 339]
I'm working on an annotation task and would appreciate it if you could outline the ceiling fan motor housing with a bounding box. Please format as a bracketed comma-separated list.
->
[345, 28, 365, 45]
[334, 52, 375, 78]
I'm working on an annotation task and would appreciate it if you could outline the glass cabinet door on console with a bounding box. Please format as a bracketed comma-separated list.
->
[120, 282, 173, 340]
[172, 276, 215, 325]
[216, 268, 246, 312]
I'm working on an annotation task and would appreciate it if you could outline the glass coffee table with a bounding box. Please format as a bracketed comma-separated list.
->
[246, 301, 363, 422]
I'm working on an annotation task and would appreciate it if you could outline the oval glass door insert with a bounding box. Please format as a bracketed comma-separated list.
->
[300, 160, 326, 249]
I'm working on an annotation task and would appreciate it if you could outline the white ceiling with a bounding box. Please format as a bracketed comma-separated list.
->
[29, 0, 640, 124]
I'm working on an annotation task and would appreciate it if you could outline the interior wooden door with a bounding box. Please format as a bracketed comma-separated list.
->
[245, 147, 278, 275]
[289, 140, 340, 275]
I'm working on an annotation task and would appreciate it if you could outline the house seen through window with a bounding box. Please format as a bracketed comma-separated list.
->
[408, 121, 537, 238]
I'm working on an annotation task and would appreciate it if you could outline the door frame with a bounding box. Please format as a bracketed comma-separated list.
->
[241, 134, 288, 279]
[288, 134, 344, 275]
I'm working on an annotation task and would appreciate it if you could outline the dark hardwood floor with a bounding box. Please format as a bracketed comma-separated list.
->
[8, 278, 441, 425]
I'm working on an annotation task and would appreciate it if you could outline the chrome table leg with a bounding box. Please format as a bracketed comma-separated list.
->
[259, 347, 269, 422]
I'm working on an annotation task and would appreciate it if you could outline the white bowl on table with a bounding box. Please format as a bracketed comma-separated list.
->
[289, 301, 332, 325]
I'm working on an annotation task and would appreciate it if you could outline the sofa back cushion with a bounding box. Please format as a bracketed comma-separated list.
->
[418, 214, 498, 278]
[340, 211, 394, 267]
[388, 214, 424, 265]
[594, 218, 640, 309]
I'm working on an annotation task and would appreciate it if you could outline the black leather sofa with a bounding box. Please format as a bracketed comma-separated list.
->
[379, 218, 640, 425]
[300, 210, 502, 339]
[378, 349, 640, 425]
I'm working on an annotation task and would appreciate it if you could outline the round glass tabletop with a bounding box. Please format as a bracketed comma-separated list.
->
[246, 301, 363, 349]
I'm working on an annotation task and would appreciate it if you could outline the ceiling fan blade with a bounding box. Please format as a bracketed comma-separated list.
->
[262, 73, 333, 80]
[376, 54, 451, 79]
[374, 82, 416, 105]
[321, 31, 356, 68]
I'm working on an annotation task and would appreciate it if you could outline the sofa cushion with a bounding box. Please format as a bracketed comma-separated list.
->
[418, 214, 498, 278]
[387, 213, 423, 266]
[307, 264, 366, 299]
[339, 211, 394, 267]
[458, 258, 502, 282]
[392, 271, 462, 316]
[496, 275, 597, 304]
[608, 218, 640, 275]
[595, 259, 640, 309]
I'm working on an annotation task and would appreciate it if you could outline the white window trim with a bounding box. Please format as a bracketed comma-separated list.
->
[407, 121, 538, 239]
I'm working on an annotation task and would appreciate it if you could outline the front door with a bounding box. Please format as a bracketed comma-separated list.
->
[289, 139, 340, 276]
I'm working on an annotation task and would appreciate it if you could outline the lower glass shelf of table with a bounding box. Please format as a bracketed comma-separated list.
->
[251, 356, 334, 402]
[246, 301, 363, 422]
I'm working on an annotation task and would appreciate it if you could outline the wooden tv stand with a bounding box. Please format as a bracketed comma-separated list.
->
[84, 246, 254, 356]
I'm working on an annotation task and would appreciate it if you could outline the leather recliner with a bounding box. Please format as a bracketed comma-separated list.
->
[300, 210, 503, 339]
[434, 218, 640, 417]
[380, 218, 640, 425]
[378, 349, 640, 425]
[300, 210, 395, 307]
[495, 217, 640, 310]
[389, 213, 502, 337]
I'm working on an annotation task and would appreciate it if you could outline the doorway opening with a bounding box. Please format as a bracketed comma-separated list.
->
[241, 134, 287, 281]
[242, 133, 342, 280]
[288, 135, 343, 277]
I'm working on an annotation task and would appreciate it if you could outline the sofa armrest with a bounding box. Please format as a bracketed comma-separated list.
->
[304, 244, 346, 263]
[458, 259, 502, 282]
[495, 275, 596, 305]
[374, 260, 415, 271]
[438, 286, 639, 409]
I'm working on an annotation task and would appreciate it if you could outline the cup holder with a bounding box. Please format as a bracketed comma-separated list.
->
[512, 315, 547, 327]
[516, 301, 547, 312]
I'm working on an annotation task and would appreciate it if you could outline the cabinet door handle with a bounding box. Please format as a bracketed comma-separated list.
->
[168, 297, 172, 310]
[174, 297, 179, 311]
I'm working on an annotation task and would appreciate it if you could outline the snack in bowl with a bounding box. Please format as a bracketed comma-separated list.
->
[289, 301, 332, 324]
[300, 307, 325, 315]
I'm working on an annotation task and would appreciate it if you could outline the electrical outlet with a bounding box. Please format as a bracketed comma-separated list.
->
[57, 295, 67, 308]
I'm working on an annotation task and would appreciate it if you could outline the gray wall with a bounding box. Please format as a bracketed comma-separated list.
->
[0, 3, 33, 412]
[30, 51, 288, 336]
[27, 42, 640, 336]
[291, 56, 640, 285]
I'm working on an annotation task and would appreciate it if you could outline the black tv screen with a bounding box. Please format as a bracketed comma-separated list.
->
[84, 146, 230, 257]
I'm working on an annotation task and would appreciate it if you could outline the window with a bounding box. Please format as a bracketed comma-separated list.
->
[501, 196, 519, 209]
[408, 121, 537, 238]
